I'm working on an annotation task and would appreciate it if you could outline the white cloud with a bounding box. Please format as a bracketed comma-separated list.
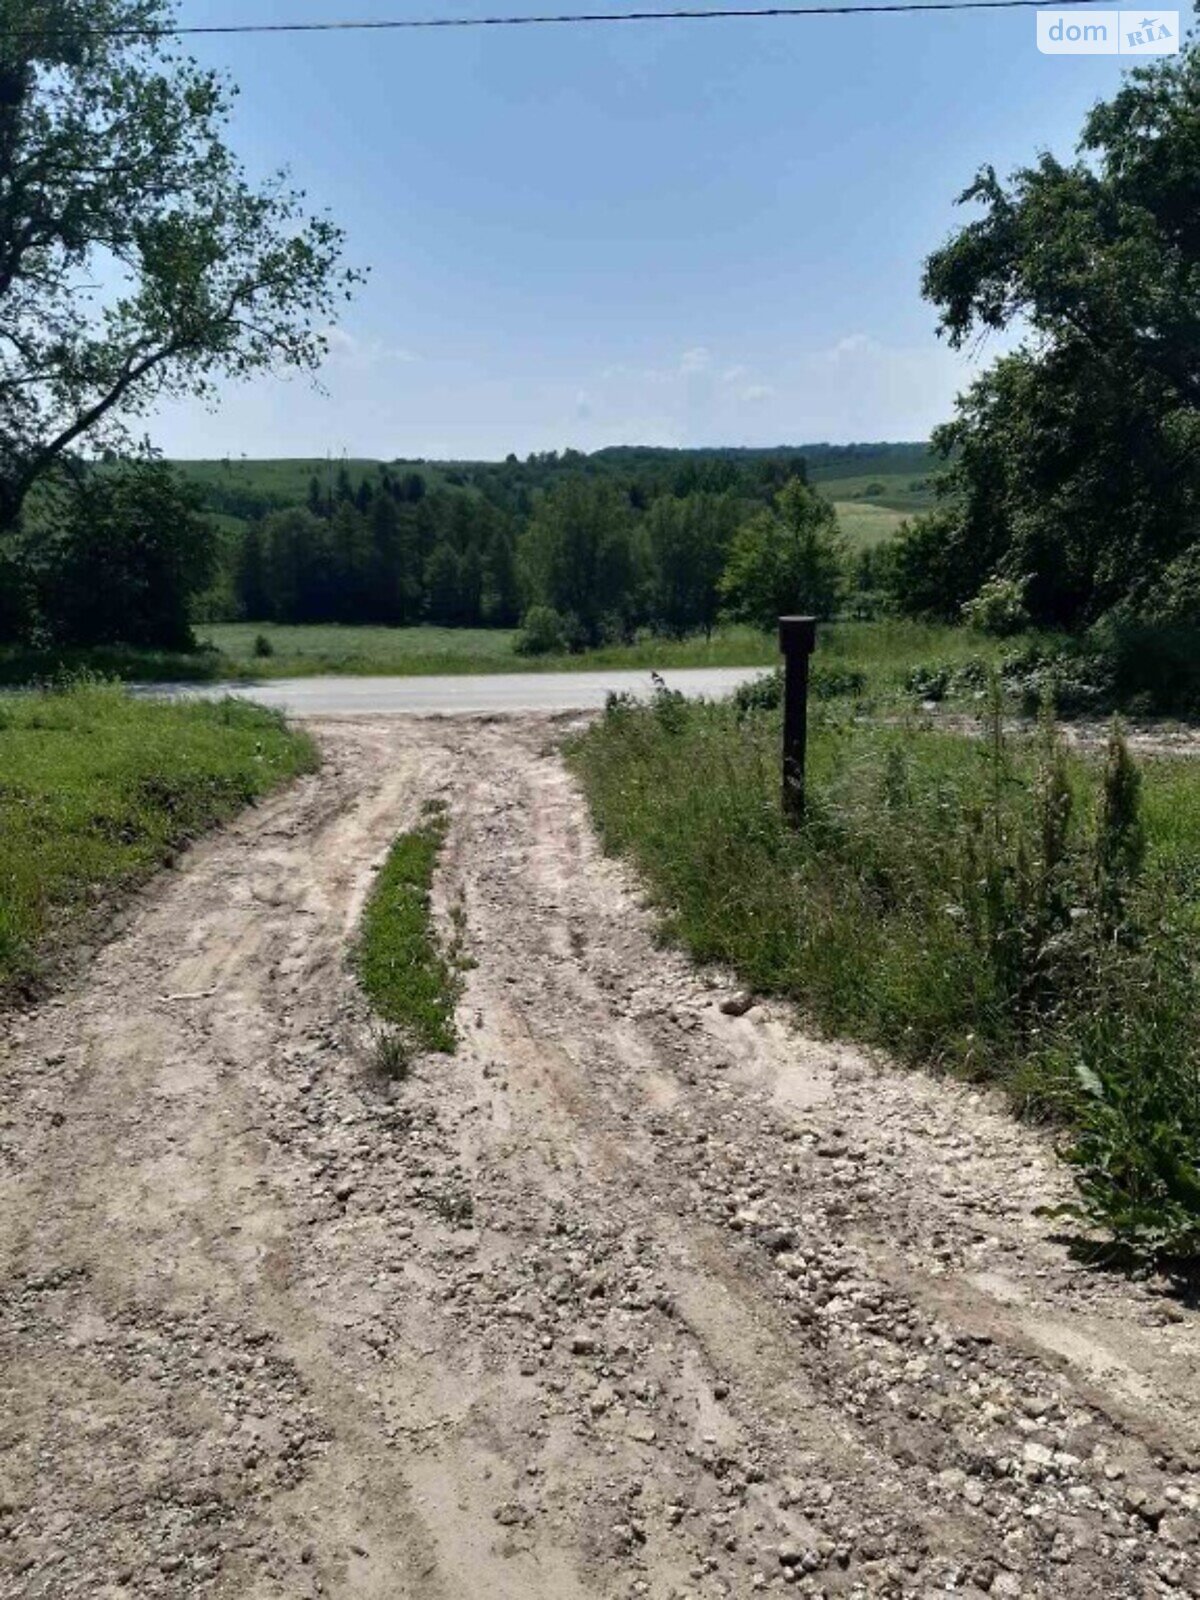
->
[322, 326, 420, 369]
[826, 332, 882, 360]
[679, 346, 712, 376]
[739, 383, 775, 404]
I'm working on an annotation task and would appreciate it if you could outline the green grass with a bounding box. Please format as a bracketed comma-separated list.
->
[810, 470, 937, 513]
[0, 682, 317, 1003]
[0, 618, 1059, 694]
[830, 500, 909, 549]
[197, 622, 783, 677]
[353, 805, 460, 1059]
[200, 623, 522, 677]
[568, 693, 1200, 1259]
[203, 619, 1050, 686]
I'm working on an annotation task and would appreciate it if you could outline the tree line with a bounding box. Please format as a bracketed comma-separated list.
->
[210, 453, 843, 646]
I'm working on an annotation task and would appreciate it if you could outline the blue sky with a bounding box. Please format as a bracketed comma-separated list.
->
[150, 1, 1174, 459]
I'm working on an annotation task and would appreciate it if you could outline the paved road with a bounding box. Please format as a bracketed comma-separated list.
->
[147, 665, 768, 716]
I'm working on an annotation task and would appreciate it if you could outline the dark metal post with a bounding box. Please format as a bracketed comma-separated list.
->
[779, 615, 816, 824]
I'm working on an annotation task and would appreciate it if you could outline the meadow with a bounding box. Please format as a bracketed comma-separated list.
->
[196, 621, 781, 677]
[0, 684, 317, 1003]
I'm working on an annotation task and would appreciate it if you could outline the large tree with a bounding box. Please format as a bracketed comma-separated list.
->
[911, 42, 1200, 628]
[0, 0, 360, 530]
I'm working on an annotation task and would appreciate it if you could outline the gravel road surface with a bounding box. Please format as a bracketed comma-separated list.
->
[2, 713, 1199, 1599]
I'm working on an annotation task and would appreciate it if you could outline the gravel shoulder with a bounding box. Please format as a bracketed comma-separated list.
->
[2, 713, 1199, 1599]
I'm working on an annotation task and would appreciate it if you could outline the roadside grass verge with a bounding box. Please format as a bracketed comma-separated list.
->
[0, 619, 1054, 691]
[568, 690, 1200, 1263]
[353, 804, 461, 1072]
[0, 682, 318, 1004]
[198, 622, 784, 678]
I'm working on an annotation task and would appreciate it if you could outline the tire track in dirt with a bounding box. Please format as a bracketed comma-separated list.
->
[1, 714, 1199, 1599]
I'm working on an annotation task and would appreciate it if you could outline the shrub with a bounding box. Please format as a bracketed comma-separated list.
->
[732, 669, 783, 718]
[961, 575, 1031, 636]
[252, 632, 274, 659]
[514, 604, 570, 656]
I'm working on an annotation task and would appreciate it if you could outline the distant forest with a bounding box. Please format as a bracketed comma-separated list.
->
[184, 442, 934, 640]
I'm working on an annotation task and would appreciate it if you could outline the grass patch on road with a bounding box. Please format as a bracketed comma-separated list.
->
[569, 690, 1200, 1262]
[354, 805, 461, 1066]
[0, 682, 317, 1004]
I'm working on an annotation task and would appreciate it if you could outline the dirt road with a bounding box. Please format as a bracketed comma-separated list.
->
[2, 715, 1199, 1600]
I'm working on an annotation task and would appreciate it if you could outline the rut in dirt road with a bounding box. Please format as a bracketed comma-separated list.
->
[2, 714, 1199, 1600]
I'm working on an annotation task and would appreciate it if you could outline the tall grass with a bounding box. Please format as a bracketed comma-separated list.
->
[0, 682, 317, 1002]
[569, 690, 1200, 1261]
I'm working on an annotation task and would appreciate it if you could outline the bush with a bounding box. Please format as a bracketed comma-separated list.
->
[732, 669, 782, 718]
[961, 575, 1031, 636]
[252, 632, 274, 659]
[514, 605, 570, 656]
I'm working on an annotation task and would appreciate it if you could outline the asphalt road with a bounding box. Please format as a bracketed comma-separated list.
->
[148, 666, 768, 716]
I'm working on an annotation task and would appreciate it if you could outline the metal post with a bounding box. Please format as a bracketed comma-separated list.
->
[779, 615, 816, 824]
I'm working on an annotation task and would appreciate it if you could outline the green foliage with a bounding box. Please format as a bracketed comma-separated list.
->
[178, 449, 913, 651]
[961, 575, 1031, 637]
[912, 44, 1200, 630]
[354, 812, 459, 1056]
[0, 0, 359, 530]
[720, 480, 845, 627]
[732, 668, 783, 718]
[645, 492, 740, 638]
[569, 695, 1200, 1262]
[519, 477, 639, 648]
[0, 682, 317, 1001]
[1053, 931, 1200, 1262]
[22, 461, 216, 650]
[514, 604, 571, 657]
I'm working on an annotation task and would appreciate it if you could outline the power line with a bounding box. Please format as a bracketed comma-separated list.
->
[2, 0, 1112, 42]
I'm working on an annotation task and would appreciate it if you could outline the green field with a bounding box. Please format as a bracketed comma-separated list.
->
[829, 499, 909, 548]
[198, 619, 1031, 687]
[0, 618, 1047, 693]
[0, 684, 317, 1003]
[812, 470, 937, 514]
[195, 621, 787, 677]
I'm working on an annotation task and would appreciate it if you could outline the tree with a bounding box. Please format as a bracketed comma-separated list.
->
[236, 519, 271, 620]
[519, 477, 637, 647]
[28, 460, 215, 648]
[425, 540, 462, 625]
[646, 491, 739, 638]
[719, 479, 844, 628]
[0, 0, 360, 532]
[914, 43, 1200, 628]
